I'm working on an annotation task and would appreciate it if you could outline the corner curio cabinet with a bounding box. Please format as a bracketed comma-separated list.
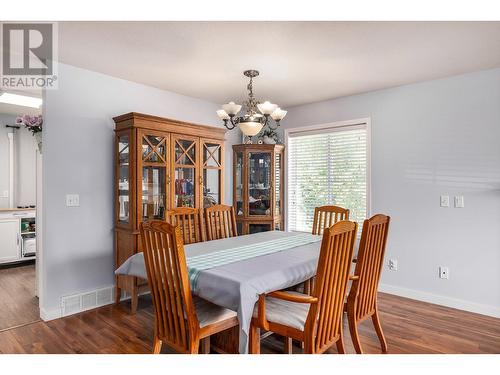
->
[114, 112, 226, 313]
[233, 143, 284, 235]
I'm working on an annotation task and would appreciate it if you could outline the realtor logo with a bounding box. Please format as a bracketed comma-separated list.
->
[1, 22, 58, 89]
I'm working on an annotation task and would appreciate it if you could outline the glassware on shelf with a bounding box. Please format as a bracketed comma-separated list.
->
[275, 152, 281, 216]
[174, 167, 196, 208]
[118, 134, 130, 223]
[248, 152, 271, 216]
[142, 166, 166, 220]
[235, 151, 243, 215]
[202, 142, 222, 208]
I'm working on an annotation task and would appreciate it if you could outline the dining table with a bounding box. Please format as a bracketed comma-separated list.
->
[115, 230, 327, 353]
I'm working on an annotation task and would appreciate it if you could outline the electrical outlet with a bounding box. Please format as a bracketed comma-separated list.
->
[440, 195, 450, 207]
[66, 194, 80, 207]
[439, 266, 450, 279]
[388, 259, 398, 271]
[454, 196, 464, 208]
[1, 190, 9, 198]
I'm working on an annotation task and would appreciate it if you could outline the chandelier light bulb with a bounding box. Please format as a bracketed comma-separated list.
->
[257, 101, 278, 115]
[222, 101, 242, 116]
[216, 109, 230, 120]
[271, 108, 287, 121]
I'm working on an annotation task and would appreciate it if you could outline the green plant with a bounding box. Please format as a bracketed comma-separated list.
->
[261, 127, 277, 138]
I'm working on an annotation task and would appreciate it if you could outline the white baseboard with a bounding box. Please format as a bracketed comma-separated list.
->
[379, 283, 500, 318]
[40, 285, 116, 322]
[40, 286, 151, 322]
[41, 283, 500, 322]
[40, 307, 62, 321]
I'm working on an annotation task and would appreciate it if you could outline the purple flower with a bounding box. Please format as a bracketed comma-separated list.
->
[16, 114, 43, 134]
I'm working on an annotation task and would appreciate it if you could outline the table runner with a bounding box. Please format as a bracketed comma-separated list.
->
[187, 232, 321, 290]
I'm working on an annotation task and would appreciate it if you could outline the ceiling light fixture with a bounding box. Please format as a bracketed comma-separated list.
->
[0, 92, 43, 109]
[217, 70, 287, 137]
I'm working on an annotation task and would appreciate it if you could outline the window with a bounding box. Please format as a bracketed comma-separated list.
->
[287, 121, 369, 232]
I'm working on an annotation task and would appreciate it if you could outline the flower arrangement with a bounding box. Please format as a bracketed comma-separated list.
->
[16, 114, 43, 134]
[16, 114, 43, 153]
[260, 127, 280, 144]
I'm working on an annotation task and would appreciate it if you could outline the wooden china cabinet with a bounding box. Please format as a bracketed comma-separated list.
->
[114, 112, 225, 313]
[232, 143, 284, 235]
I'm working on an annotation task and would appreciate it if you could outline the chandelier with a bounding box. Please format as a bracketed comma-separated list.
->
[216, 70, 287, 136]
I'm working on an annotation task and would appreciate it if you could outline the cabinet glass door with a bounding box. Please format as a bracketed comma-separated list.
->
[235, 151, 244, 216]
[202, 141, 222, 208]
[275, 152, 282, 216]
[173, 137, 198, 208]
[248, 152, 271, 216]
[141, 133, 168, 221]
[117, 133, 131, 224]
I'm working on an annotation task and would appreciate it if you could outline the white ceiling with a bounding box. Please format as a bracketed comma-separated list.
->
[0, 103, 41, 116]
[58, 22, 500, 108]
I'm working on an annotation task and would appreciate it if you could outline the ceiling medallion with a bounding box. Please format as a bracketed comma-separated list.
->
[216, 70, 287, 137]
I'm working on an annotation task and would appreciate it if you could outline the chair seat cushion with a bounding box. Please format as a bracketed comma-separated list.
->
[253, 291, 311, 331]
[193, 296, 237, 328]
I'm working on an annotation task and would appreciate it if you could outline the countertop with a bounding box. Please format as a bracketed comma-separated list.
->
[0, 208, 36, 213]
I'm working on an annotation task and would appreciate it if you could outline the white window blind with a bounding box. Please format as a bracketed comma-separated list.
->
[287, 124, 368, 232]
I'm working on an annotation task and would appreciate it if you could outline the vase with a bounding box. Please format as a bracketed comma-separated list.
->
[263, 136, 276, 144]
[34, 132, 42, 154]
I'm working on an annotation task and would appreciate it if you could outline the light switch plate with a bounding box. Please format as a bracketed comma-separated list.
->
[454, 195, 464, 208]
[1, 190, 8, 198]
[388, 259, 398, 271]
[66, 194, 80, 207]
[440, 195, 450, 207]
[439, 266, 450, 279]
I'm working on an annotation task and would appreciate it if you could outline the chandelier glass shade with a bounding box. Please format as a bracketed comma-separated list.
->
[217, 70, 287, 136]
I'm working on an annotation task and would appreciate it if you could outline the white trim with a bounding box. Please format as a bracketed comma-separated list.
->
[379, 283, 500, 319]
[283, 117, 372, 231]
[39, 307, 61, 321]
[35, 151, 42, 303]
[7, 132, 14, 208]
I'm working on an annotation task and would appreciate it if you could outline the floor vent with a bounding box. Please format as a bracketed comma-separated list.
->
[61, 295, 81, 316]
[61, 286, 114, 317]
[96, 287, 113, 306]
[82, 292, 97, 310]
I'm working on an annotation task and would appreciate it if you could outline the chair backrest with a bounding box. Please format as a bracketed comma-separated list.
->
[306, 220, 357, 354]
[166, 207, 204, 244]
[348, 214, 390, 321]
[204, 204, 238, 240]
[140, 221, 199, 353]
[312, 205, 350, 235]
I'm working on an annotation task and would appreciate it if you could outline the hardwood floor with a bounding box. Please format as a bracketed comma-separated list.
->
[0, 292, 499, 354]
[0, 262, 40, 332]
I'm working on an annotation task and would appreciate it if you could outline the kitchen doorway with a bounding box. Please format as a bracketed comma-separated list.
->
[0, 94, 42, 331]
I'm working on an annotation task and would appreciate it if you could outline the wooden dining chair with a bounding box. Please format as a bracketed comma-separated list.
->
[249, 220, 358, 354]
[346, 214, 390, 354]
[302, 205, 350, 295]
[140, 221, 238, 354]
[312, 205, 350, 235]
[166, 207, 204, 244]
[204, 204, 238, 240]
